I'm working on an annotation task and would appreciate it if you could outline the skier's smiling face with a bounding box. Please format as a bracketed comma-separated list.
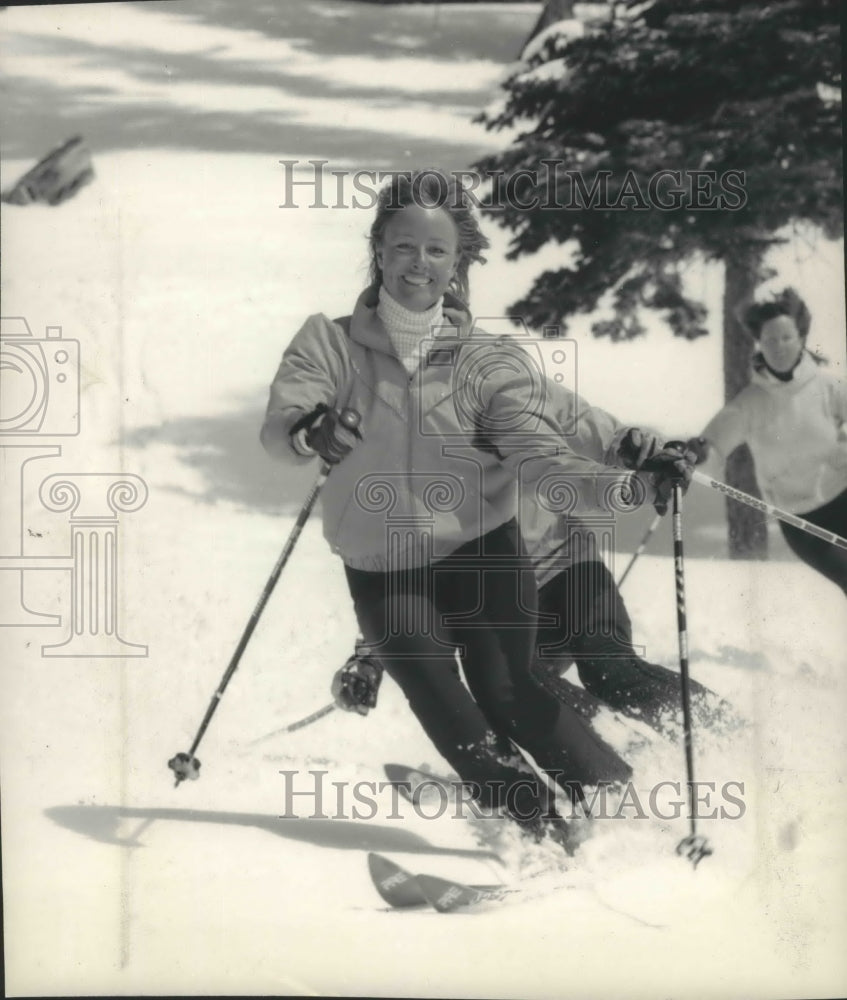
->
[758, 315, 804, 373]
[376, 204, 459, 312]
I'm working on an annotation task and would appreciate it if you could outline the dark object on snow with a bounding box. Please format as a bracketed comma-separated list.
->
[1, 135, 94, 207]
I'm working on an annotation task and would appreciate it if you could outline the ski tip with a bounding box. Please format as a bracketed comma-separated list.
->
[367, 851, 404, 878]
[383, 762, 455, 786]
[383, 762, 425, 785]
[367, 853, 427, 909]
[382, 762, 447, 804]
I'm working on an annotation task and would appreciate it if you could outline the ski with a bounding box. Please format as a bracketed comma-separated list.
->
[367, 853, 510, 913]
[383, 762, 459, 802]
[415, 873, 516, 913]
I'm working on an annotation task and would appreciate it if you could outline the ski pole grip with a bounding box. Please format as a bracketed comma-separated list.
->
[339, 408, 362, 433]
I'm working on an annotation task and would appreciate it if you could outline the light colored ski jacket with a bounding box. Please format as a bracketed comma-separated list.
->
[701, 351, 847, 514]
[518, 400, 648, 588]
[262, 286, 642, 571]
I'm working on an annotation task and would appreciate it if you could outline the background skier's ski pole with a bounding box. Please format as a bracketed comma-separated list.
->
[692, 470, 847, 549]
[248, 701, 336, 746]
[169, 408, 361, 787]
[617, 512, 662, 587]
[671, 482, 713, 868]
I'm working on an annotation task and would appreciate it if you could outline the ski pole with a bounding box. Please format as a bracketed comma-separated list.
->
[248, 701, 336, 746]
[617, 512, 662, 587]
[168, 408, 361, 787]
[692, 469, 847, 549]
[671, 482, 713, 868]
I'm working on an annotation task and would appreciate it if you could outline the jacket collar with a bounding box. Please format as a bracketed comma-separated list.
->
[349, 284, 469, 354]
[751, 350, 819, 392]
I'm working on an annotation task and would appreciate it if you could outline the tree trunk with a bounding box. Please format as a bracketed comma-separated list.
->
[523, 0, 576, 53]
[722, 253, 768, 559]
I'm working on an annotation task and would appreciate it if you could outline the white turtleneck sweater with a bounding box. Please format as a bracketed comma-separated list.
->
[377, 285, 445, 376]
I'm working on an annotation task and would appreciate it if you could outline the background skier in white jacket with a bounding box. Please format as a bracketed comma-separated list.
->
[697, 288, 847, 595]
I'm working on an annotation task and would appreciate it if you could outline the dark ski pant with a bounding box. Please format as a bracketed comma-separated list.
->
[779, 489, 847, 596]
[533, 558, 716, 730]
[345, 520, 631, 819]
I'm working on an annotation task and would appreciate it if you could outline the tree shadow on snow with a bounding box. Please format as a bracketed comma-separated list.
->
[120, 404, 322, 515]
[177, 0, 536, 64]
[0, 0, 535, 163]
[45, 803, 500, 861]
[119, 401, 797, 554]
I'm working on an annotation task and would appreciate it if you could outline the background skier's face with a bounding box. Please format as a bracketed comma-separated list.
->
[376, 205, 459, 312]
[758, 315, 804, 372]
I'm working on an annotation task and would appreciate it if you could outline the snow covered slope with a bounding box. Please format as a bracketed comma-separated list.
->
[1, 3, 846, 997]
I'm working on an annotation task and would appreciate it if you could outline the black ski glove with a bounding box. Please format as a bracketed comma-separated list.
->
[290, 404, 361, 465]
[331, 644, 383, 716]
[617, 427, 664, 469]
[642, 440, 697, 516]
[685, 436, 710, 465]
